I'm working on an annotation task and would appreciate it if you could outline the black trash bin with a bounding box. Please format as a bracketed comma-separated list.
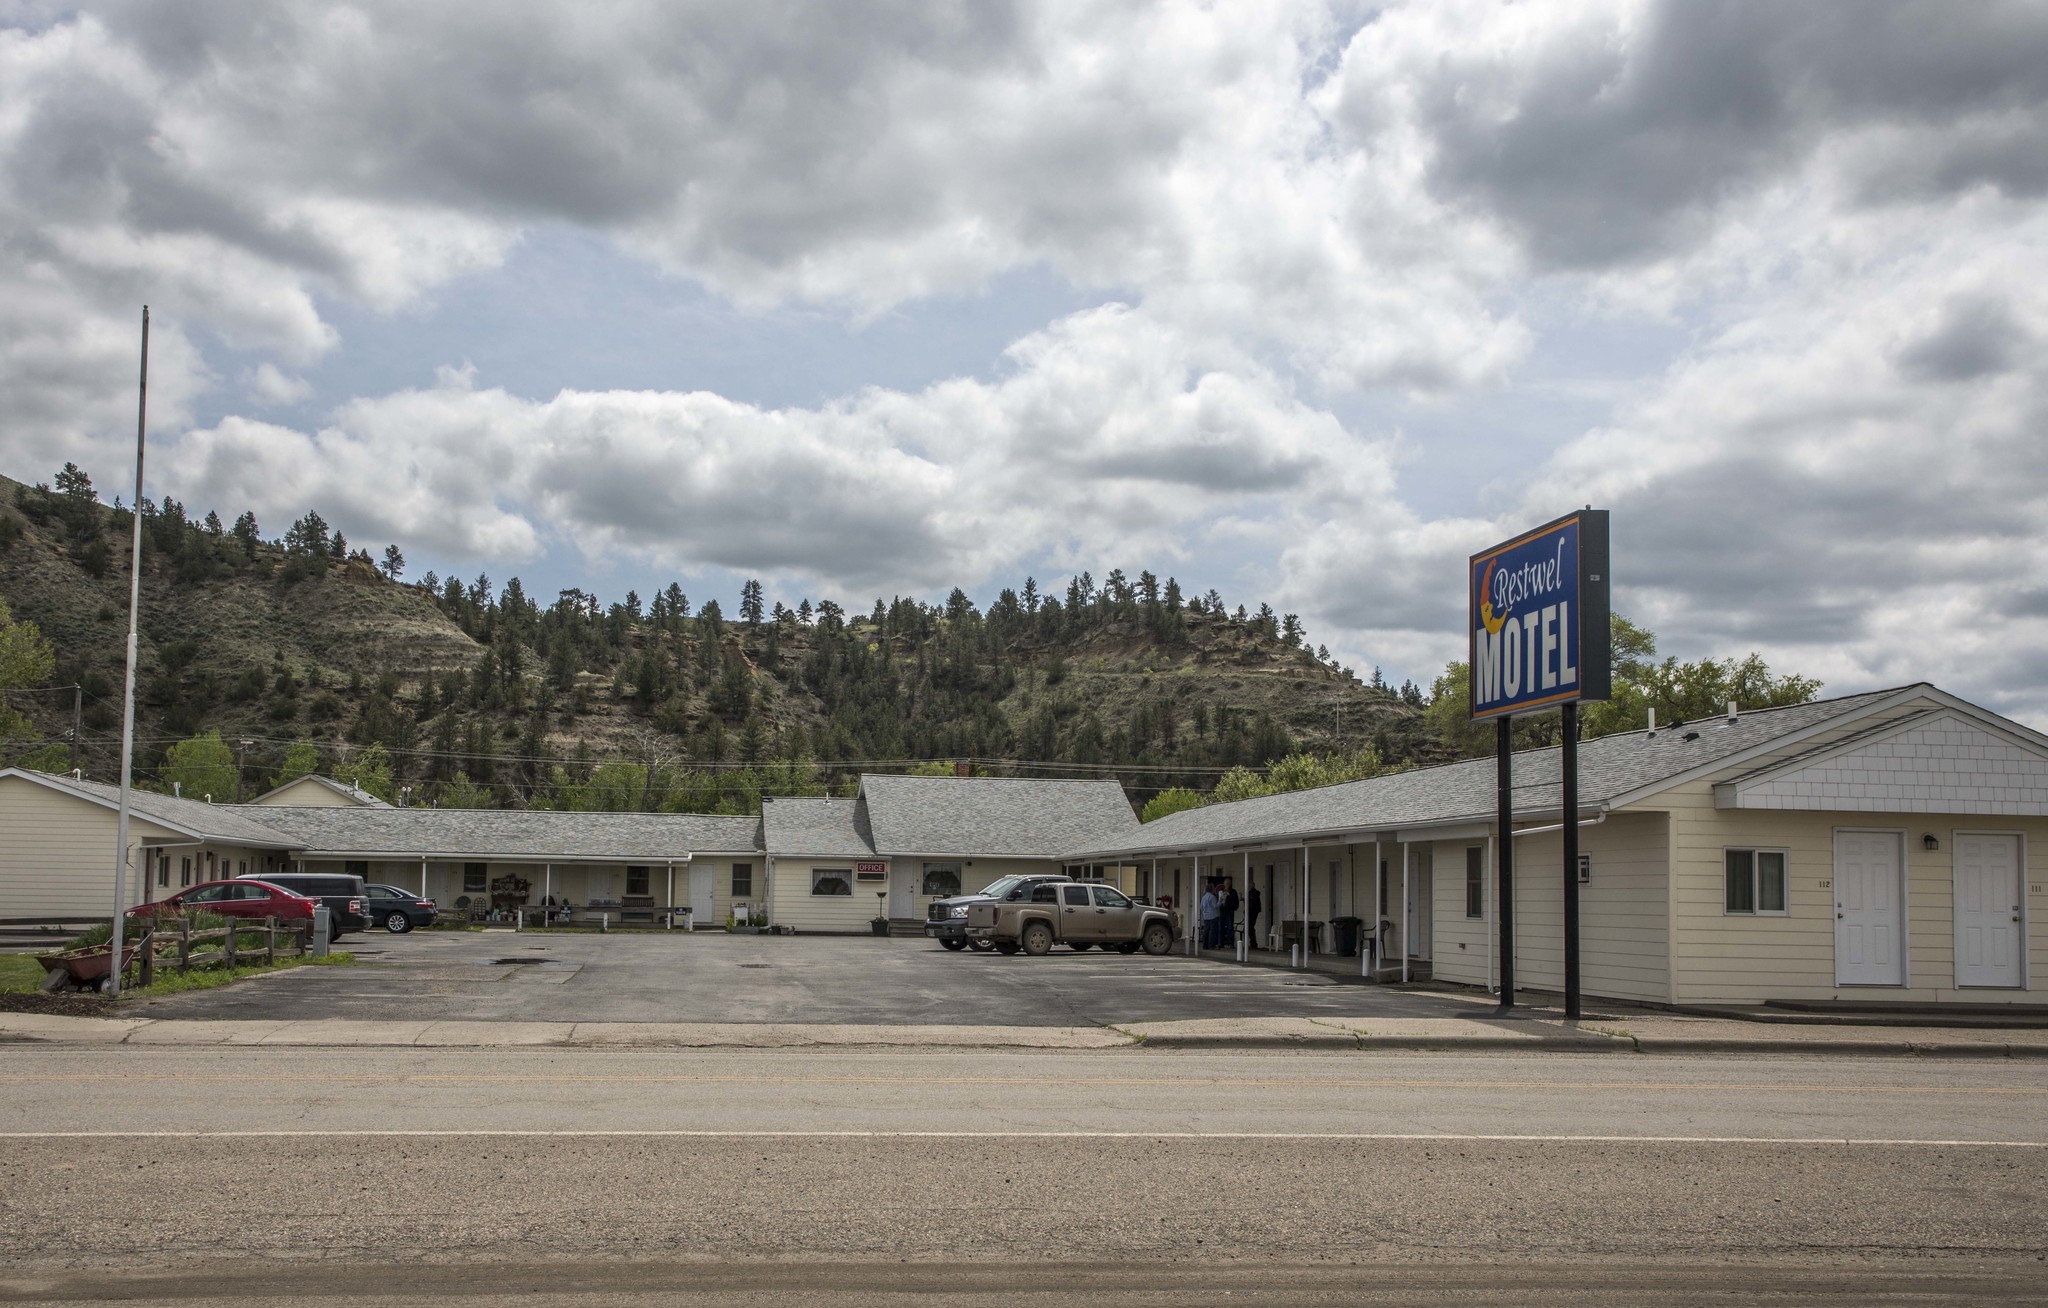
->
[1330, 915, 1363, 956]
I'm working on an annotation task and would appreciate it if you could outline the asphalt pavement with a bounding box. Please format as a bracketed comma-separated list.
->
[3, 1045, 2046, 1305]
[119, 929, 1491, 1025]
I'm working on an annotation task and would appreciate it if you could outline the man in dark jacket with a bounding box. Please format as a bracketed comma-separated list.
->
[1246, 883, 1262, 952]
[1220, 877, 1241, 952]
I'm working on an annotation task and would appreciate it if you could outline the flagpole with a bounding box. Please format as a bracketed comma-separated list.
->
[109, 306, 148, 997]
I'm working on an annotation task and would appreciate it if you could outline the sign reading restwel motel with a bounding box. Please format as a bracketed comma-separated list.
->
[1469, 510, 1612, 721]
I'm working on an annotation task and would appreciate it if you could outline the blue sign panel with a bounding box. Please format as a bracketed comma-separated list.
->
[1469, 510, 1610, 721]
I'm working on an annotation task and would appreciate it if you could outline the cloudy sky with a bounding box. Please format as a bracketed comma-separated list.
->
[5, 0, 2046, 720]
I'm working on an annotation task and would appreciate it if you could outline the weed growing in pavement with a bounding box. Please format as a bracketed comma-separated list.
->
[119, 952, 358, 999]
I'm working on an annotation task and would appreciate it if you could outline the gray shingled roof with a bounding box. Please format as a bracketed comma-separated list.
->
[761, 796, 875, 857]
[1074, 686, 1921, 858]
[249, 774, 394, 807]
[10, 772, 307, 847]
[238, 805, 763, 860]
[859, 773, 1140, 857]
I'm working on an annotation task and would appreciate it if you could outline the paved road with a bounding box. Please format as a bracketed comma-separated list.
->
[4, 1046, 2046, 1304]
[124, 930, 1491, 1024]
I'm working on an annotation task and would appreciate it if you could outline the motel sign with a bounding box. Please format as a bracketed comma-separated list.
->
[1468, 509, 1611, 721]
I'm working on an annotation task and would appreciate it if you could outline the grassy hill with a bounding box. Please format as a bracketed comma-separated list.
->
[0, 466, 1428, 810]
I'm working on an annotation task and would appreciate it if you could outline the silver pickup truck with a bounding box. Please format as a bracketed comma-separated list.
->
[966, 880, 1176, 956]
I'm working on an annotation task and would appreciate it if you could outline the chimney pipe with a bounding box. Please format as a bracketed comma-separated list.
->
[953, 760, 971, 778]
[173, 781, 181, 797]
[1726, 699, 1739, 724]
[1646, 708, 1657, 740]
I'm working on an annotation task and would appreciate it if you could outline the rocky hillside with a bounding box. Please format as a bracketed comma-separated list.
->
[0, 466, 1428, 808]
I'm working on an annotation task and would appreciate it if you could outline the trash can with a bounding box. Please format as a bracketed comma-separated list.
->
[1330, 915, 1363, 957]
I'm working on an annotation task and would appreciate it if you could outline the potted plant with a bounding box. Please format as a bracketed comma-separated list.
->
[870, 891, 890, 937]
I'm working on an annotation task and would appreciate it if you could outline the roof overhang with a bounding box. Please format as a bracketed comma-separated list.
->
[0, 768, 302, 849]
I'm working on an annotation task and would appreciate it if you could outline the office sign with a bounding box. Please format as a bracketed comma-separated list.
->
[1468, 509, 1611, 721]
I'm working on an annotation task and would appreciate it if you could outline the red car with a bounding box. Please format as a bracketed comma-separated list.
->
[129, 879, 315, 925]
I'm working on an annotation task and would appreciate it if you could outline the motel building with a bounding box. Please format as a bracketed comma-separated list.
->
[2, 681, 2045, 1005]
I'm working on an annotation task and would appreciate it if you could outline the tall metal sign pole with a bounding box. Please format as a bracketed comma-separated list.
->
[1468, 509, 1609, 1017]
[109, 307, 149, 998]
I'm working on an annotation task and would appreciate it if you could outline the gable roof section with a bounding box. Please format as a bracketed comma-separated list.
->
[1074, 686, 1939, 858]
[0, 769, 305, 848]
[240, 806, 763, 861]
[761, 796, 875, 857]
[858, 774, 1140, 858]
[248, 774, 394, 807]
[1713, 708, 2048, 815]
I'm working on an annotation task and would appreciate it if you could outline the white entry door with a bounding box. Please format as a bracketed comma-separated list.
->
[688, 865, 715, 921]
[1954, 834, 2024, 988]
[1835, 831, 1905, 986]
[889, 862, 914, 918]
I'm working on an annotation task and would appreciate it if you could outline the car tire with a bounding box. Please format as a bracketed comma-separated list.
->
[965, 938, 994, 953]
[1020, 922, 1054, 957]
[940, 937, 967, 951]
[993, 940, 1019, 955]
[385, 911, 412, 934]
[1142, 922, 1172, 955]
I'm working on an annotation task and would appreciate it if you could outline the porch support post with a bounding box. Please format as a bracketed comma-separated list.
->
[1495, 717, 1516, 1013]
[421, 857, 427, 898]
[1240, 850, 1250, 962]
[1401, 838, 1411, 983]
[1562, 700, 1582, 1019]
[1299, 841, 1309, 968]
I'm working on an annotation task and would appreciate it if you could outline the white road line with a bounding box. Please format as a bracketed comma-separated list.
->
[1, 1130, 2042, 1146]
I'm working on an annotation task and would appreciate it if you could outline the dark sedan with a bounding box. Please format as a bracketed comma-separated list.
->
[365, 884, 438, 933]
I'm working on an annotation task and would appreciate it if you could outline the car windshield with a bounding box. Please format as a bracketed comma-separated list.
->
[977, 877, 1027, 900]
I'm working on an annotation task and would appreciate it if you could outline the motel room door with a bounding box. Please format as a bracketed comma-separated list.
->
[688, 865, 715, 922]
[1954, 834, 2024, 988]
[1835, 830, 1905, 986]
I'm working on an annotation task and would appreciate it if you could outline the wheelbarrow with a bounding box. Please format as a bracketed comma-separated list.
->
[36, 934, 148, 994]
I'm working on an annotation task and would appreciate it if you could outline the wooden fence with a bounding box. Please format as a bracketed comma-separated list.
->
[134, 916, 309, 987]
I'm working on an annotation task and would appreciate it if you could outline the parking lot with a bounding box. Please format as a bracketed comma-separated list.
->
[122, 929, 1493, 1026]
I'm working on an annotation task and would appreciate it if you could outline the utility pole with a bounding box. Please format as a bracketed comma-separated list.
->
[71, 685, 81, 775]
[110, 306, 148, 999]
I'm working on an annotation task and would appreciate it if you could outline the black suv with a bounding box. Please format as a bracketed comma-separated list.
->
[243, 872, 369, 941]
[925, 873, 1073, 951]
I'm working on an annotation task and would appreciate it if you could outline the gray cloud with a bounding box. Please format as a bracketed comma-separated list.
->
[1898, 295, 2025, 383]
[1366, 0, 2048, 269]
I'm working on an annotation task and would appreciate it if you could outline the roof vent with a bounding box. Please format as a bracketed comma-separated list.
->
[1683, 730, 1700, 742]
[1645, 708, 1657, 740]
[1726, 699, 1739, 725]
[173, 781, 181, 798]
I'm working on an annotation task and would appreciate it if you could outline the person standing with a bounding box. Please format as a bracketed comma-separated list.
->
[1221, 876, 1241, 952]
[1199, 880, 1220, 950]
[1246, 882, 1263, 952]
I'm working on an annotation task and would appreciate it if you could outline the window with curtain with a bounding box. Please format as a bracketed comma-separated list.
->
[1724, 849, 1788, 914]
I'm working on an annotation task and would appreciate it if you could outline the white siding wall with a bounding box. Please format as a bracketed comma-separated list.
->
[1428, 812, 1671, 1005]
[1661, 782, 2048, 1003]
[0, 778, 282, 918]
[766, 854, 1063, 933]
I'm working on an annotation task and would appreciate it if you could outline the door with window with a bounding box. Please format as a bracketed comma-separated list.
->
[1835, 831, 1905, 986]
[1954, 834, 2023, 988]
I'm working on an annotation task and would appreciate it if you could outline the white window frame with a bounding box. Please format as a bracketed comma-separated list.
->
[811, 867, 853, 897]
[1723, 846, 1790, 916]
[920, 861, 962, 897]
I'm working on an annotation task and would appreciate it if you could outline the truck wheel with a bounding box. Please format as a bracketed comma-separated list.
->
[1117, 942, 1141, 955]
[1020, 922, 1054, 956]
[993, 940, 1019, 955]
[1069, 941, 1092, 951]
[966, 938, 994, 952]
[940, 937, 967, 951]
[1142, 922, 1172, 955]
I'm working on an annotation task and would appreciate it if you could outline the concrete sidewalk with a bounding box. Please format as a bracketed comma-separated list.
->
[6, 1010, 2048, 1056]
